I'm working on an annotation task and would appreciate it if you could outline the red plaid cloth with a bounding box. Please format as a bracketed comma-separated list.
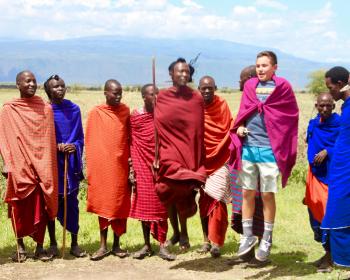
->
[0, 96, 58, 220]
[144, 220, 168, 243]
[129, 109, 167, 221]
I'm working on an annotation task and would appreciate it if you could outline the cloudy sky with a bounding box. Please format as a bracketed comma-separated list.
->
[1, 0, 348, 63]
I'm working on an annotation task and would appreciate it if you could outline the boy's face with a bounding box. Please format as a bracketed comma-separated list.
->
[256, 56, 277, 82]
[315, 93, 334, 120]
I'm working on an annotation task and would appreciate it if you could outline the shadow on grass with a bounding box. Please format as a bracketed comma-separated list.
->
[168, 250, 318, 277]
[245, 251, 315, 279]
[164, 238, 239, 256]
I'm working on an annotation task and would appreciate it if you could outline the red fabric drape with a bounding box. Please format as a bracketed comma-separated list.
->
[204, 95, 234, 175]
[0, 96, 58, 219]
[86, 104, 131, 219]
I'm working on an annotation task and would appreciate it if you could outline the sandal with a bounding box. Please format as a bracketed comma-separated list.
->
[210, 245, 221, 258]
[90, 248, 110, 261]
[133, 246, 154, 260]
[179, 236, 190, 251]
[164, 235, 180, 248]
[34, 248, 54, 262]
[111, 247, 129, 258]
[70, 245, 87, 258]
[158, 246, 176, 261]
[47, 245, 59, 258]
[197, 242, 211, 254]
[11, 251, 27, 263]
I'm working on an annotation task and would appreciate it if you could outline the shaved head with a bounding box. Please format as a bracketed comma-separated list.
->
[315, 92, 335, 120]
[317, 92, 334, 103]
[198, 75, 217, 105]
[240, 65, 257, 91]
[199, 75, 215, 86]
[241, 65, 256, 77]
[104, 79, 121, 91]
[16, 70, 37, 98]
[16, 70, 34, 84]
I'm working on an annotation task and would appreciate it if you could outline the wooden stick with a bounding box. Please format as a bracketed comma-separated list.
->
[152, 57, 159, 178]
[152, 57, 156, 87]
[61, 153, 68, 258]
[11, 206, 20, 263]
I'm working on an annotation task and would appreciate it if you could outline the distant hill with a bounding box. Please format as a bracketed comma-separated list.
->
[0, 36, 346, 89]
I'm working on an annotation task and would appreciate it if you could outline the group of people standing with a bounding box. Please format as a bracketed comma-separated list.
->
[0, 49, 349, 273]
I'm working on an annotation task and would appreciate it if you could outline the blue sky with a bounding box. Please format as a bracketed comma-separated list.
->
[1, 0, 349, 63]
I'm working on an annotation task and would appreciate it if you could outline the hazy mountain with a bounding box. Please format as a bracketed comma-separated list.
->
[0, 36, 345, 89]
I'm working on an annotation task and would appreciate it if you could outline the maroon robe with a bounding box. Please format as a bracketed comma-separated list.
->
[154, 86, 206, 218]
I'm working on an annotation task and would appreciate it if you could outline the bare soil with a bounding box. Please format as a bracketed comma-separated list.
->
[0, 251, 279, 280]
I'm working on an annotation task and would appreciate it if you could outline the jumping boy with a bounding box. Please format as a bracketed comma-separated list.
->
[229, 51, 299, 266]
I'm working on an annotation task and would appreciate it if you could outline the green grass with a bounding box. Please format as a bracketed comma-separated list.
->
[0, 89, 348, 278]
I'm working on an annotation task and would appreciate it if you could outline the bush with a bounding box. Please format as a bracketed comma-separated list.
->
[306, 69, 328, 96]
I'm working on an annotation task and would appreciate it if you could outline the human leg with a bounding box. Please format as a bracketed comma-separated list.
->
[90, 217, 110, 261]
[70, 233, 86, 257]
[254, 192, 275, 262]
[133, 222, 154, 259]
[179, 215, 190, 250]
[11, 238, 27, 262]
[198, 189, 211, 253]
[47, 220, 59, 257]
[111, 233, 128, 258]
[165, 205, 180, 246]
[237, 158, 259, 257]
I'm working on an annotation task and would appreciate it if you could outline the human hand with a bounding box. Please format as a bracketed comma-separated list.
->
[237, 126, 249, 137]
[58, 143, 76, 153]
[128, 159, 137, 191]
[313, 149, 327, 166]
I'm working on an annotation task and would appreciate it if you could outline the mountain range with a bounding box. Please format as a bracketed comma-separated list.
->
[0, 36, 347, 89]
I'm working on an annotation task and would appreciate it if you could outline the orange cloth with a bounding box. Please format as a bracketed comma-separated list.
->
[0, 96, 58, 219]
[86, 104, 131, 219]
[204, 95, 234, 175]
[304, 166, 328, 223]
[98, 216, 127, 237]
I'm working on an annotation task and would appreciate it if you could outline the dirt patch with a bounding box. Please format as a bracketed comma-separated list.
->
[0, 252, 304, 280]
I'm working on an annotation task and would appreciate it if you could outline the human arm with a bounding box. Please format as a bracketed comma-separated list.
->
[128, 158, 136, 192]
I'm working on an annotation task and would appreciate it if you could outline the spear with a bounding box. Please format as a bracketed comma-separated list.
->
[61, 153, 68, 258]
[152, 57, 160, 178]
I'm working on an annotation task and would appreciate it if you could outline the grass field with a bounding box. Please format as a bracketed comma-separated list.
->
[0, 88, 348, 279]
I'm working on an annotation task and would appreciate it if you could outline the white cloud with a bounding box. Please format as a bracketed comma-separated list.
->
[255, 0, 288, 11]
[182, 0, 202, 10]
[232, 6, 257, 16]
[0, 1, 347, 62]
